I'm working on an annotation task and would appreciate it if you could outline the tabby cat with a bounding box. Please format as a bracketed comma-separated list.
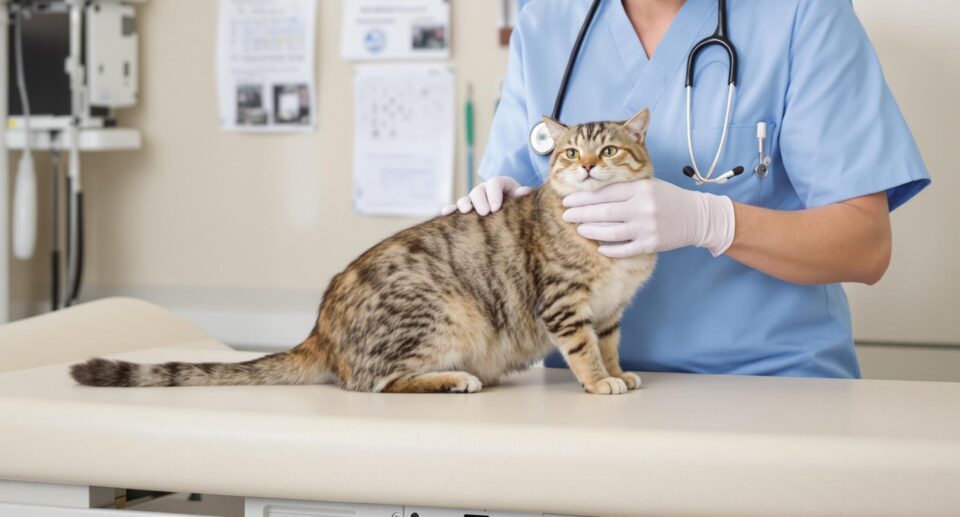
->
[70, 109, 657, 395]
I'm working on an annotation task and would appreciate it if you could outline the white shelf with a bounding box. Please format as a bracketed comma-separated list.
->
[5, 128, 141, 152]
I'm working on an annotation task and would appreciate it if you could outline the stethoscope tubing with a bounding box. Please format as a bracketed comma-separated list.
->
[685, 0, 738, 88]
[685, 83, 737, 184]
[550, 0, 603, 122]
[683, 0, 742, 184]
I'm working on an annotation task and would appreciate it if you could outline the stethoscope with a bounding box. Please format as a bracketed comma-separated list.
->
[529, 0, 769, 185]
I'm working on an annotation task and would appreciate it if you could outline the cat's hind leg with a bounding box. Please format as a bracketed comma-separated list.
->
[382, 371, 483, 393]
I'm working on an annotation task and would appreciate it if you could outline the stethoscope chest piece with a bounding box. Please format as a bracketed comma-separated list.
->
[530, 121, 555, 156]
[755, 160, 771, 178]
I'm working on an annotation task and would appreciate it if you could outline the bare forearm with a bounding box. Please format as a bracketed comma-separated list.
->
[725, 192, 892, 285]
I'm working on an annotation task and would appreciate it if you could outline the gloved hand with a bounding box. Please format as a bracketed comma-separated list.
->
[562, 178, 736, 258]
[441, 176, 535, 216]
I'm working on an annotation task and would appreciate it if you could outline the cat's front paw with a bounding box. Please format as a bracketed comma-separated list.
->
[585, 377, 628, 395]
[619, 372, 642, 390]
[447, 373, 483, 393]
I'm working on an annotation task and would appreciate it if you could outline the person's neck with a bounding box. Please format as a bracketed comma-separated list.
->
[621, 0, 685, 58]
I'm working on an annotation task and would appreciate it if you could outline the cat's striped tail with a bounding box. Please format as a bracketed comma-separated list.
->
[69, 335, 333, 387]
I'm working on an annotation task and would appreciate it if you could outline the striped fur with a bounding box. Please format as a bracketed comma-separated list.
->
[70, 110, 656, 395]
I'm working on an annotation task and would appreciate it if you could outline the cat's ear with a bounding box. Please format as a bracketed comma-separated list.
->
[622, 108, 650, 143]
[542, 116, 568, 145]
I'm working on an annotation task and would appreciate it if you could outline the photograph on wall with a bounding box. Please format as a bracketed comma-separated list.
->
[273, 84, 311, 125]
[236, 84, 267, 126]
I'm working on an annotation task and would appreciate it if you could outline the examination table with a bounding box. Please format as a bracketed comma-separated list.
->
[1, 298, 959, 517]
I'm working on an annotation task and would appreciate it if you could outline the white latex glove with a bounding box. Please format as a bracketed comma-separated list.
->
[562, 178, 736, 258]
[441, 176, 535, 216]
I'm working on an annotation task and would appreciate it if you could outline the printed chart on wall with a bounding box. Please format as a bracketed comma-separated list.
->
[341, 0, 450, 61]
[217, 0, 317, 132]
[353, 64, 454, 216]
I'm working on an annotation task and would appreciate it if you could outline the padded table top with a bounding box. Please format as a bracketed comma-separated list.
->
[2, 345, 960, 516]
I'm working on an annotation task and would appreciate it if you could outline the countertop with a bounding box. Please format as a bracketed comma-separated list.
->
[2, 344, 960, 516]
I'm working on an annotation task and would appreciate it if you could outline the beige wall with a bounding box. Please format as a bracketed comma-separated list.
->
[9, 1, 960, 376]
[82, 0, 508, 291]
[848, 0, 960, 346]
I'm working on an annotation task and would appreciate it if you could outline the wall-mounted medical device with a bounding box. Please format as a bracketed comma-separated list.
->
[8, 0, 139, 130]
[7, 0, 143, 312]
[87, 2, 138, 108]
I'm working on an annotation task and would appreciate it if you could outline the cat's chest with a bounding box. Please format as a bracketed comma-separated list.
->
[589, 254, 657, 323]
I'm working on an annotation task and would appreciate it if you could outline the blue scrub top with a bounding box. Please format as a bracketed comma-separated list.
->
[479, 0, 930, 378]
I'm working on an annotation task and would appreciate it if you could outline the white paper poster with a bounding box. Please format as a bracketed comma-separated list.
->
[353, 64, 454, 216]
[217, 0, 317, 132]
[341, 0, 450, 61]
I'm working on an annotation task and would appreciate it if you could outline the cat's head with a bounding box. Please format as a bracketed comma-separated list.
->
[543, 109, 653, 196]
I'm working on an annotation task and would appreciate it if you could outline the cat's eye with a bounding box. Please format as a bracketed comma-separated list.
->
[564, 148, 580, 160]
[601, 146, 618, 157]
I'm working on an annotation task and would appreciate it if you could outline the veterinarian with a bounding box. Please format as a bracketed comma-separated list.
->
[447, 0, 929, 378]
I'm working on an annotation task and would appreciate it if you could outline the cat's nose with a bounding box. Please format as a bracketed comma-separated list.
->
[583, 164, 594, 173]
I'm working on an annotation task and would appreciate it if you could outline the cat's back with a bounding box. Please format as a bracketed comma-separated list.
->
[320, 192, 542, 315]
[368, 190, 540, 268]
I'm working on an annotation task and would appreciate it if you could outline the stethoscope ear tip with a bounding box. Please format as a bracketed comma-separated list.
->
[684, 164, 744, 185]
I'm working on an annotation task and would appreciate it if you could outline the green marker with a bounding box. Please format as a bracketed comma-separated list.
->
[466, 83, 476, 192]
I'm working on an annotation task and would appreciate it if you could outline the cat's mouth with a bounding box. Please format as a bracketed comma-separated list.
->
[577, 169, 608, 182]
